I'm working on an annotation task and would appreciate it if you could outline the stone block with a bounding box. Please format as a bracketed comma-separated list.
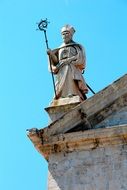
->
[45, 96, 81, 122]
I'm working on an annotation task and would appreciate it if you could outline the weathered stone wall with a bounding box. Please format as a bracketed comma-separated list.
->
[95, 106, 127, 129]
[48, 144, 127, 190]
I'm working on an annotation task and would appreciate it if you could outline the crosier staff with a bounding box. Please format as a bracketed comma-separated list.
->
[37, 19, 57, 99]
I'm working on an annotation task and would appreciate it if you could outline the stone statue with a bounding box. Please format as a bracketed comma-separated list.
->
[47, 24, 88, 101]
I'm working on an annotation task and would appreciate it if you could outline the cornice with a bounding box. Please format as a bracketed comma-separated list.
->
[28, 124, 127, 160]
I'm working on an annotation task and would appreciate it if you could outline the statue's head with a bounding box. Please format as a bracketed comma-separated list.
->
[61, 24, 75, 44]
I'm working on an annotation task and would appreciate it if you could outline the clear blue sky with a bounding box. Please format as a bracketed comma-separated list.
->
[0, 0, 127, 190]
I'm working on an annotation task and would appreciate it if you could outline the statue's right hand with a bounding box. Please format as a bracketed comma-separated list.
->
[52, 65, 58, 74]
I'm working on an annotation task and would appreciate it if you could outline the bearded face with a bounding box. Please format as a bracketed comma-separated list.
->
[61, 31, 72, 44]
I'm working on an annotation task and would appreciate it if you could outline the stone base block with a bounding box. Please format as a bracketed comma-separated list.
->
[45, 96, 81, 122]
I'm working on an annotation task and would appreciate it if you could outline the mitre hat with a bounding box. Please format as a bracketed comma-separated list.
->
[61, 24, 75, 35]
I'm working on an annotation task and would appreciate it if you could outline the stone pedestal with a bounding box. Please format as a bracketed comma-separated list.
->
[45, 96, 81, 122]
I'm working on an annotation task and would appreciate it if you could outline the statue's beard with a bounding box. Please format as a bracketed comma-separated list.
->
[63, 37, 71, 44]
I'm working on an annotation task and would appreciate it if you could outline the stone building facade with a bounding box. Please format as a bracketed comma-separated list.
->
[28, 74, 127, 190]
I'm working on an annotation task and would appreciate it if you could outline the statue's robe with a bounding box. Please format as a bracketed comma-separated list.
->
[50, 41, 88, 100]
